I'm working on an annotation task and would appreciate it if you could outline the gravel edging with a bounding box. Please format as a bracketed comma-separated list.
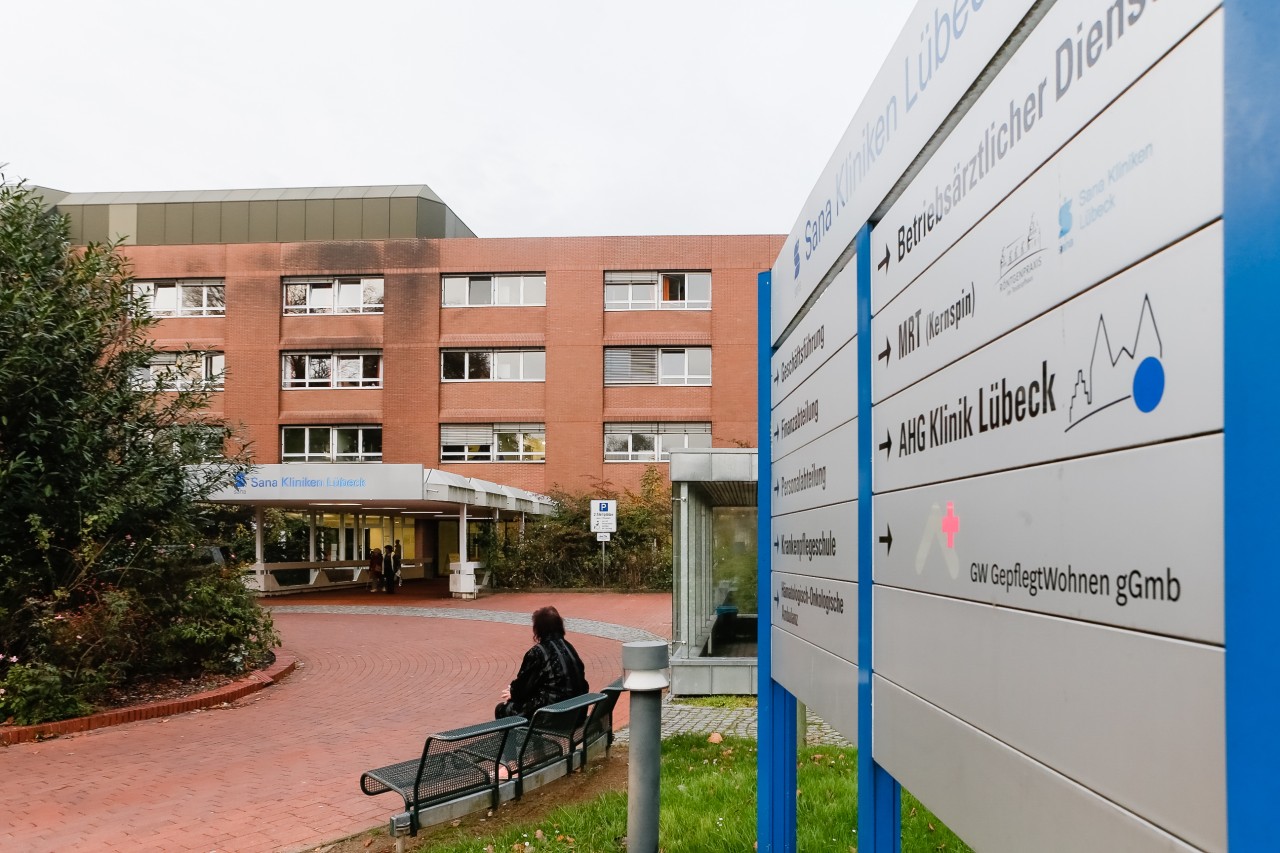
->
[0, 650, 297, 746]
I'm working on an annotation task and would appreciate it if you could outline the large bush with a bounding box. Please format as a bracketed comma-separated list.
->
[0, 181, 278, 725]
[487, 467, 673, 590]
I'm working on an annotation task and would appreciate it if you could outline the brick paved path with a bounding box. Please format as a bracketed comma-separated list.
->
[0, 587, 670, 853]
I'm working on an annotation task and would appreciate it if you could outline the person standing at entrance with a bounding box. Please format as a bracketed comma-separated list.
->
[381, 545, 396, 591]
[368, 546, 384, 593]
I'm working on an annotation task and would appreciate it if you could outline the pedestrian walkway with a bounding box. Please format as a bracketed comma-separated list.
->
[1, 584, 669, 853]
[1, 583, 847, 852]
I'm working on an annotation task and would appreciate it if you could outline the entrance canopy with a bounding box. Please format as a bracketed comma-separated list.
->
[203, 463, 554, 593]
[206, 463, 555, 516]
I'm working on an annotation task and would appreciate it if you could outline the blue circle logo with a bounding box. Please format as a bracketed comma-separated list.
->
[1132, 356, 1165, 413]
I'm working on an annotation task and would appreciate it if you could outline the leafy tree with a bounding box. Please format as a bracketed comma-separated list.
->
[0, 180, 277, 724]
[487, 467, 673, 590]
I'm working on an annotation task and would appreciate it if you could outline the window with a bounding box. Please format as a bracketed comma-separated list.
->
[605, 423, 712, 462]
[604, 347, 711, 385]
[440, 423, 545, 462]
[442, 274, 546, 307]
[137, 351, 225, 390]
[134, 280, 226, 317]
[605, 271, 710, 311]
[281, 426, 382, 462]
[283, 276, 384, 314]
[177, 424, 230, 462]
[441, 349, 546, 381]
[282, 351, 382, 388]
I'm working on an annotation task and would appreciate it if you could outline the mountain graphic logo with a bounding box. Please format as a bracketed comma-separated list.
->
[1065, 293, 1164, 432]
[1058, 198, 1073, 238]
[793, 240, 801, 279]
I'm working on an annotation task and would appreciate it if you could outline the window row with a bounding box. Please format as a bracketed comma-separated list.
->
[134, 270, 712, 317]
[146, 347, 711, 390]
[277, 423, 710, 464]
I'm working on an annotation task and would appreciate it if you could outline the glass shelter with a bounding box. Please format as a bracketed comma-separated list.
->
[669, 448, 759, 695]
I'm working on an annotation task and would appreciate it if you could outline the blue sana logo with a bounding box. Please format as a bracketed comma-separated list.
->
[793, 240, 801, 279]
[1058, 198, 1073, 238]
[233, 471, 247, 490]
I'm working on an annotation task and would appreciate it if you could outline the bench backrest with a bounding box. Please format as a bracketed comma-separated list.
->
[410, 716, 525, 812]
[505, 691, 606, 795]
[581, 678, 624, 754]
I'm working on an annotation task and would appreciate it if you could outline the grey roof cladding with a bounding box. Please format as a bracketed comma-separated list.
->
[49, 184, 474, 244]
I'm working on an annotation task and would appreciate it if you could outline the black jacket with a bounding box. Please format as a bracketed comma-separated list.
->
[506, 636, 588, 718]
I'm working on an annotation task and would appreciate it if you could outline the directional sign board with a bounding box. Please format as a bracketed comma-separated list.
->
[590, 500, 616, 533]
[866, 7, 1227, 851]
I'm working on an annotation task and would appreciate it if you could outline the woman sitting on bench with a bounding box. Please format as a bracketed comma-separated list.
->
[495, 606, 589, 719]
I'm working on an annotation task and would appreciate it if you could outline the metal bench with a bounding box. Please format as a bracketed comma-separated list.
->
[501, 692, 608, 797]
[360, 715, 526, 839]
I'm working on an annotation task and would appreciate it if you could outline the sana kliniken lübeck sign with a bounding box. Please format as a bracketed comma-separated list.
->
[872, 223, 1223, 493]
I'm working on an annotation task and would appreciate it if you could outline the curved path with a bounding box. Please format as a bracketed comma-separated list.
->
[0, 587, 670, 853]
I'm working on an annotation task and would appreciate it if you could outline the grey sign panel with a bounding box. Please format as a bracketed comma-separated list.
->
[771, 340, 857, 462]
[873, 677, 1205, 853]
[772, 0, 1039, 339]
[874, 587, 1225, 852]
[771, 262, 855, 410]
[771, 417, 857, 515]
[874, 435, 1222, 643]
[771, 572, 856, 664]
[871, 1, 1220, 314]
[770, 501, 857, 585]
[771, 626, 857, 746]
[872, 22, 1223, 402]
[872, 224, 1222, 493]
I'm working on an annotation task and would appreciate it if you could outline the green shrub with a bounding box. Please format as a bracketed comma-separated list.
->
[0, 662, 92, 726]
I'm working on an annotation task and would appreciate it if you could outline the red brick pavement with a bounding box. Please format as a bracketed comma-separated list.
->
[0, 585, 671, 852]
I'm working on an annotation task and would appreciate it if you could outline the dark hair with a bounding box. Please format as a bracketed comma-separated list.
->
[531, 606, 565, 642]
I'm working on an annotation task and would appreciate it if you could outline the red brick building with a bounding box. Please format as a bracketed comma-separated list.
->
[43, 185, 782, 581]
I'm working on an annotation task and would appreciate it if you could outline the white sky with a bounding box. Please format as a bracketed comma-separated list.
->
[5, 1, 914, 238]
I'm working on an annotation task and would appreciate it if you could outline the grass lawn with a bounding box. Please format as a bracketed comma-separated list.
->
[411, 734, 972, 852]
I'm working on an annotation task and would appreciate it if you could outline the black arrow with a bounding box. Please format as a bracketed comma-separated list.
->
[877, 244, 890, 273]
[773, 370, 779, 385]
[773, 537, 779, 551]
[879, 526, 893, 554]
[773, 424, 779, 440]
[773, 591, 780, 607]
[879, 430, 892, 458]
[773, 479, 780, 495]
[878, 338, 891, 366]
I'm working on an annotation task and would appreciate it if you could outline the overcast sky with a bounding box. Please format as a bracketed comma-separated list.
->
[6, 1, 914, 238]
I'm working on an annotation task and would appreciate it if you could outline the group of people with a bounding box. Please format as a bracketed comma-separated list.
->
[367, 540, 402, 593]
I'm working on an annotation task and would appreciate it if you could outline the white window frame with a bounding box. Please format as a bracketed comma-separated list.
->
[604, 347, 711, 386]
[440, 349, 546, 382]
[605, 271, 710, 311]
[281, 351, 382, 389]
[442, 274, 547, 307]
[440, 423, 546, 463]
[134, 279, 226, 317]
[139, 351, 225, 391]
[283, 276, 384, 315]
[604, 423, 712, 462]
[281, 425, 383, 463]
